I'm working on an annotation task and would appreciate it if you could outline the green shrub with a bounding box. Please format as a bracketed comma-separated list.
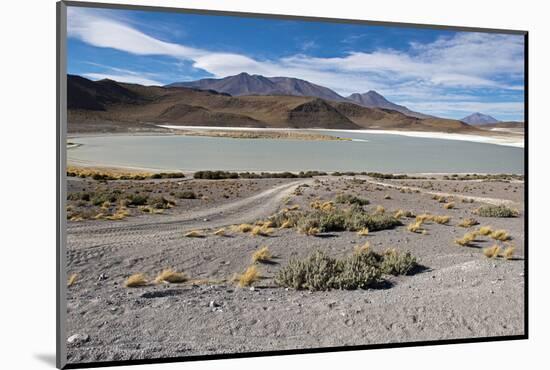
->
[380, 250, 417, 275]
[335, 194, 370, 206]
[126, 194, 149, 206]
[276, 249, 416, 291]
[476, 205, 519, 218]
[148, 196, 174, 209]
[91, 192, 118, 206]
[275, 250, 382, 291]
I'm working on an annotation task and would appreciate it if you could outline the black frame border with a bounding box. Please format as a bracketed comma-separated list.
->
[56, 1, 529, 369]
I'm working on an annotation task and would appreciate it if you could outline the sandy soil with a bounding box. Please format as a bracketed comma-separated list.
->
[65, 175, 525, 364]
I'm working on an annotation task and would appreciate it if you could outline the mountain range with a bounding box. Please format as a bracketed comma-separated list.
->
[168, 72, 429, 118]
[460, 112, 500, 125]
[68, 74, 478, 134]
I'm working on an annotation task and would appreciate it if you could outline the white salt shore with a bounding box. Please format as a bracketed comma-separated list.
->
[157, 125, 524, 148]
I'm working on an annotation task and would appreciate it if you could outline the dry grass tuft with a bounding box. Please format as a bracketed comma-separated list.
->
[416, 214, 434, 224]
[455, 232, 478, 246]
[478, 226, 493, 236]
[184, 230, 204, 238]
[251, 225, 274, 237]
[67, 273, 78, 287]
[502, 245, 516, 260]
[237, 224, 254, 233]
[304, 226, 320, 236]
[491, 229, 511, 241]
[155, 268, 188, 284]
[443, 202, 455, 209]
[434, 215, 451, 225]
[374, 205, 385, 214]
[407, 221, 423, 233]
[280, 219, 293, 229]
[234, 265, 260, 287]
[458, 218, 479, 228]
[252, 246, 273, 263]
[394, 210, 405, 219]
[125, 273, 148, 288]
[213, 228, 226, 236]
[356, 228, 370, 236]
[483, 245, 501, 258]
[353, 242, 371, 255]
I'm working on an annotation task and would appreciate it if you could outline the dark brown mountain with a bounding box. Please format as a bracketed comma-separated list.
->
[68, 75, 479, 134]
[167, 72, 348, 102]
[347, 91, 431, 119]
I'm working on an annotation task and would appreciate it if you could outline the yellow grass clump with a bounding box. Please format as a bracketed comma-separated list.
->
[416, 214, 434, 224]
[354, 242, 371, 255]
[125, 273, 148, 288]
[234, 265, 260, 287]
[280, 219, 293, 229]
[458, 218, 479, 228]
[483, 245, 501, 258]
[237, 224, 254, 233]
[304, 227, 320, 236]
[478, 226, 493, 236]
[251, 225, 274, 237]
[155, 268, 188, 284]
[443, 202, 455, 209]
[503, 245, 516, 260]
[394, 210, 405, 219]
[356, 227, 370, 236]
[455, 232, 477, 246]
[321, 201, 335, 212]
[184, 230, 204, 238]
[407, 221, 423, 233]
[287, 204, 301, 211]
[252, 246, 273, 263]
[105, 207, 131, 220]
[491, 229, 510, 241]
[374, 205, 385, 214]
[213, 228, 226, 236]
[67, 273, 78, 287]
[434, 215, 451, 225]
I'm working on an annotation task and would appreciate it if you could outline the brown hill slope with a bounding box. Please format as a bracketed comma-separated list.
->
[67, 75, 479, 134]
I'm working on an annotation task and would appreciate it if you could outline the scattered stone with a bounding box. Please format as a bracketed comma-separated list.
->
[209, 300, 221, 308]
[98, 273, 108, 281]
[249, 286, 255, 291]
[67, 333, 89, 345]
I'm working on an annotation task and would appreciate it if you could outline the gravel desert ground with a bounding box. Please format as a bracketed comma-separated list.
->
[65, 173, 525, 364]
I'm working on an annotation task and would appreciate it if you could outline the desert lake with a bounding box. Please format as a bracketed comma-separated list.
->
[67, 130, 524, 174]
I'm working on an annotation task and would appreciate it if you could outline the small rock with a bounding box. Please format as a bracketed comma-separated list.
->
[249, 286, 255, 291]
[267, 298, 274, 302]
[203, 218, 209, 222]
[98, 273, 107, 281]
[67, 333, 89, 344]
[209, 300, 220, 308]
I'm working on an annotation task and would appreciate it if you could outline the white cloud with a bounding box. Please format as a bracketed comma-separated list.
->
[67, 7, 524, 118]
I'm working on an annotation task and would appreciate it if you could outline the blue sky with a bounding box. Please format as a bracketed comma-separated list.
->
[67, 6, 525, 121]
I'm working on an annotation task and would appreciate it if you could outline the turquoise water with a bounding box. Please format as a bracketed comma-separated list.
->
[68, 132, 524, 174]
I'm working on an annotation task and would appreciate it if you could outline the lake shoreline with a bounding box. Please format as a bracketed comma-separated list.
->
[157, 125, 524, 148]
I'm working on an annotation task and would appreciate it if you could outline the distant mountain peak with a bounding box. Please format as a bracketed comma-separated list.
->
[167, 73, 348, 102]
[461, 112, 500, 125]
[346, 91, 430, 119]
